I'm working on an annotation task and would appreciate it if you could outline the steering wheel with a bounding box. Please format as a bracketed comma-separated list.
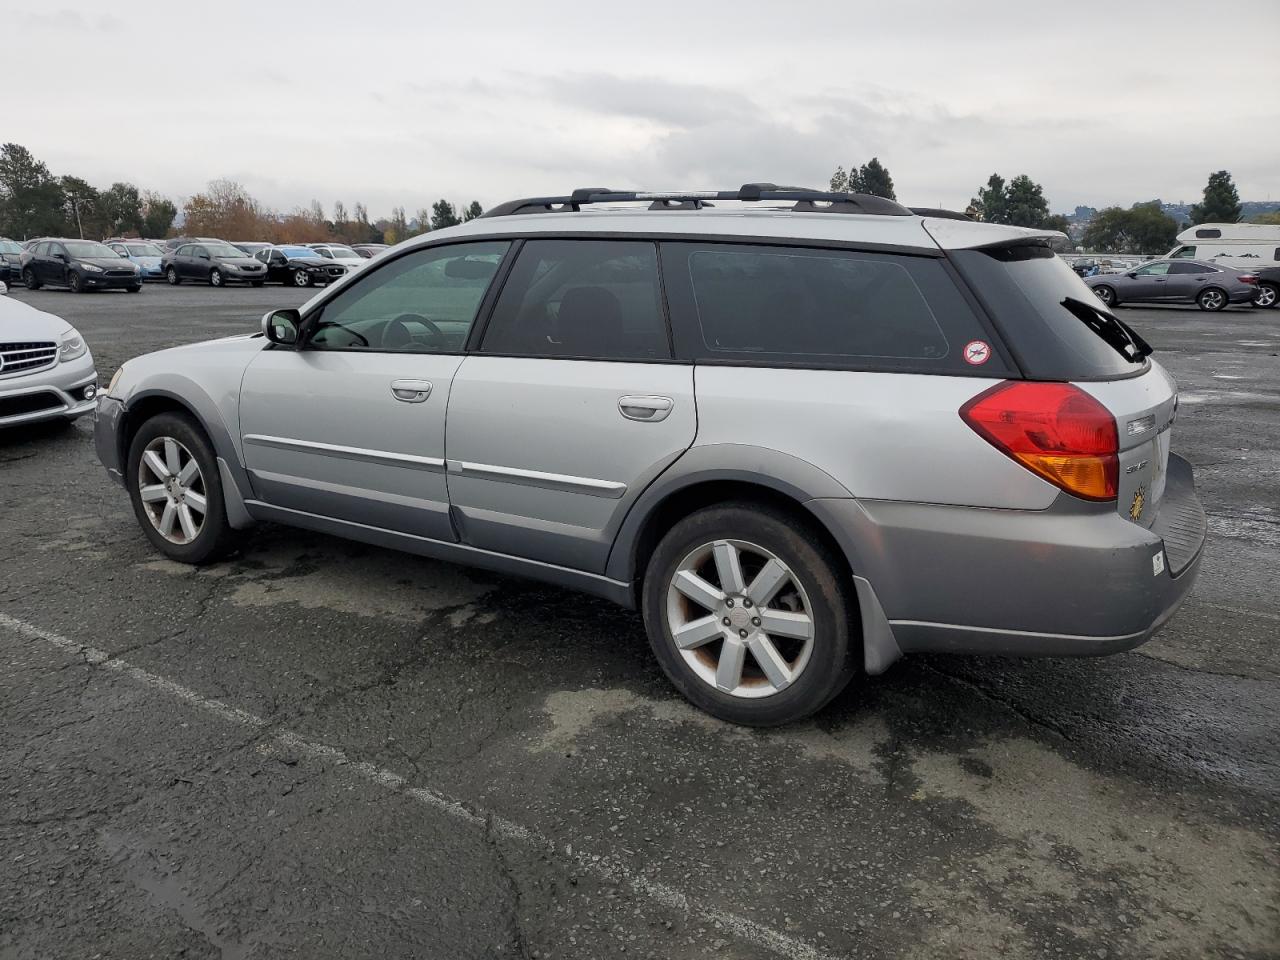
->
[312, 320, 369, 347]
[385, 313, 445, 349]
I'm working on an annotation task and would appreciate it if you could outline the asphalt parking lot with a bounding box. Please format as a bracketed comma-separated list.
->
[2, 284, 1278, 959]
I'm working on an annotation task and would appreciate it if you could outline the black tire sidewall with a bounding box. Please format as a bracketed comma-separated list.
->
[641, 503, 856, 726]
[125, 412, 232, 564]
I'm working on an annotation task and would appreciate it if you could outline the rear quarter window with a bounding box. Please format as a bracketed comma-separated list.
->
[661, 242, 1011, 375]
[950, 244, 1149, 381]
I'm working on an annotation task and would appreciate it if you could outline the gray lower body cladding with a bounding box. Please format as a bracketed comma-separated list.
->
[810, 454, 1205, 668]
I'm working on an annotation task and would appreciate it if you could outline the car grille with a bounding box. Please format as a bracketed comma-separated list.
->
[106, 269, 135, 278]
[0, 341, 58, 376]
[327, 266, 345, 276]
[0, 390, 63, 418]
[242, 264, 262, 272]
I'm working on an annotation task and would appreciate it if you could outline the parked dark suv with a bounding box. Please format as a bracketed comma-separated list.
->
[162, 242, 268, 287]
[21, 239, 142, 293]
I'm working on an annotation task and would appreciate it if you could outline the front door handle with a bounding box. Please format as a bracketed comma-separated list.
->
[391, 379, 432, 403]
[618, 395, 674, 422]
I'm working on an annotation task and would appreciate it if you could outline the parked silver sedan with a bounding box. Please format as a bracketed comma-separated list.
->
[1085, 258, 1258, 311]
[0, 291, 98, 428]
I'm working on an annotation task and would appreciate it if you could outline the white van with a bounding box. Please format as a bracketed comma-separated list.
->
[1168, 223, 1280, 269]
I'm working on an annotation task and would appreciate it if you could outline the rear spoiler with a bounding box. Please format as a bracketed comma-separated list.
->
[921, 217, 1068, 251]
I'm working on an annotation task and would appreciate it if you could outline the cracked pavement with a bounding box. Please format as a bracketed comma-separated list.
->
[1, 286, 1278, 959]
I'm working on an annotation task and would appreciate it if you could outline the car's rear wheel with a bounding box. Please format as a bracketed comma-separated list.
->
[126, 412, 238, 564]
[1252, 282, 1278, 309]
[166, 266, 181, 285]
[209, 268, 223, 287]
[68, 272, 84, 293]
[292, 269, 311, 287]
[1092, 284, 1116, 307]
[1197, 287, 1227, 311]
[642, 503, 857, 726]
[23, 268, 40, 290]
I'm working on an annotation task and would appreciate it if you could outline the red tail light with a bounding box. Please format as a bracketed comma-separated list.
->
[1239, 274, 1258, 285]
[960, 381, 1119, 501]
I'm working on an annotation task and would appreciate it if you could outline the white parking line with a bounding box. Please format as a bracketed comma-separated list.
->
[0, 611, 843, 960]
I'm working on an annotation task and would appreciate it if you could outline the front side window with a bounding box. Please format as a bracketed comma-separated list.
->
[308, 241, 509, 353]
[1135, 262, 1171, 276]
[664, 242, 995, 373]
[481, 239, 669, 360]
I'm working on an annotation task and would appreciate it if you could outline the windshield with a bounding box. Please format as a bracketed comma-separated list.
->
[324, 246, 360, 259]
[0, 240, 22, 254]
[65, 241, 118, 259]
[280, 246, 320, 258]
[126, 243, 162, 257]
[205, 243, 246, 258]
[951, 244, 1149, 379]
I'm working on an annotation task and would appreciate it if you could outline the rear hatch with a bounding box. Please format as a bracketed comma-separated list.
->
[947, 242, 1174, 527]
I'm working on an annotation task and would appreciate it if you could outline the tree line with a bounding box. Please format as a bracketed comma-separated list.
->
[0, 142, 483, 245]
[827, 158, 1256, 255]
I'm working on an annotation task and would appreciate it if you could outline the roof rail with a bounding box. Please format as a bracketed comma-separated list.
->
[480, 184, 913, 219]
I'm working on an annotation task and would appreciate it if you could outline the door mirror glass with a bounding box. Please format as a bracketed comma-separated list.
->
[1126, 272, 1137, 278]
[263, 308, 301, 345]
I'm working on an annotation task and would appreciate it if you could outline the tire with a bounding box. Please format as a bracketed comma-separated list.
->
[641, 502, 857, 726]
[127, 284, 142, 293]
[251, 279, 264, 288]
[1092, 284, 1116, 307]
[166, 266, 181, 285]
[68, 272, 84, 293]
[1252, 282, 1278, 309]
[209, 268, 223, 287]
[292, 269, 311, 287]
[23, 268, 41, 290]
[1197, 287, 1228, 311]
[125, 411, 238, 564]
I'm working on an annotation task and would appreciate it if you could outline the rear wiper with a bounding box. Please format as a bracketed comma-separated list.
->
[1061, 297, 1153, 362]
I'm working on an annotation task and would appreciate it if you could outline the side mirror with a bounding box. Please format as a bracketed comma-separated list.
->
[53, 252, 68, 261]
[198, 251, 211, 260]
[263, 308, 302, 346]
[1126, 272, 1138, 278]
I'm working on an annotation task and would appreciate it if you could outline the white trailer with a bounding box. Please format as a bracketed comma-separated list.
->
[1168, 223, 1280, 269]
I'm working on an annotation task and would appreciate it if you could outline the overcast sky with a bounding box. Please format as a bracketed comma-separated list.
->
[8, 1, 1279, 219]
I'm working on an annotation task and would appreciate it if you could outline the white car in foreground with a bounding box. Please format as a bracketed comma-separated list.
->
[0, 290, 98, 428]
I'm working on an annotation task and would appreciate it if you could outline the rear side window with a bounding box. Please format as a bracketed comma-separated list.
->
[481, 239, 670, 360]
[950, 244, 1149, 380]
[1170, 246, 1196, 258]
[662, 242, 1009, 374]
[1170, 261, 1209, 275]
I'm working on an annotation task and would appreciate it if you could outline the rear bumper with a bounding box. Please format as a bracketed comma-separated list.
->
[811, 454, 1206, 669]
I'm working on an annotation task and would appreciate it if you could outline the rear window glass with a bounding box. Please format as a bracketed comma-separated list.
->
[951, 245, 1149, 380]
[663, 242, 1009, 374]
[481, 239, 670, 361]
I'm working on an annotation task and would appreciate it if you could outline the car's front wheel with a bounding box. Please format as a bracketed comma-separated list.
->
[68, 272, 84, 293]
[292, 269, 311, 287]
[1197, 287, 1228, 311]
[1252, 282, 1278, 309]
[166, 267, 181, 285]
[126, 412, 238, 564]
[209, 268, 223, 287]
[23, 268, 40, 290]
[1092, 284, 1116, 307]
[642, 503, 857, 726]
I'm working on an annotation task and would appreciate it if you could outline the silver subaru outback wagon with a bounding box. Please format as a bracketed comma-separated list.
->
[94, 185, 1206, 726]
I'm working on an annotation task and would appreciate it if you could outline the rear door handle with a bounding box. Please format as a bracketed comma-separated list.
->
[390, 379, 432, 403]
[618, 395, 674, 422]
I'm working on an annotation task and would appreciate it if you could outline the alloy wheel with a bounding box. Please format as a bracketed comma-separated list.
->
[1200, 289, 1225, 310]
[293, 270, 310, 287]
[1255, 284, 1277, 308]
[665, 539, 815, 698]
[209, 269, 222, 287]
[137, 437, 208, 545]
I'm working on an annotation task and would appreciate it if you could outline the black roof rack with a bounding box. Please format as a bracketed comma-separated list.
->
[481, 183, 913, 219]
